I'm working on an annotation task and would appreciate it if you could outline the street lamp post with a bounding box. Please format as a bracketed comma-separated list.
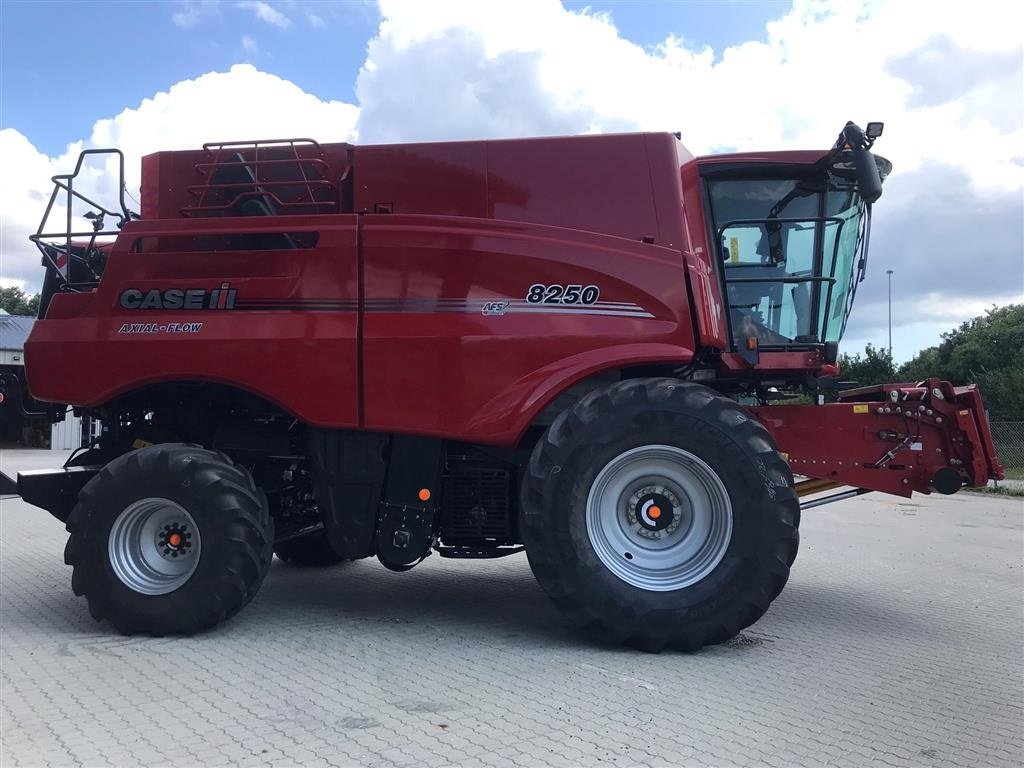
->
[886, 269, 894, 358]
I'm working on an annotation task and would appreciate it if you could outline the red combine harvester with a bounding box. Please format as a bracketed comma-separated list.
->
[1, 122, 1003, 650]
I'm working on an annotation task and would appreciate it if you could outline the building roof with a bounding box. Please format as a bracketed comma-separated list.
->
[0, 314, 35, 352]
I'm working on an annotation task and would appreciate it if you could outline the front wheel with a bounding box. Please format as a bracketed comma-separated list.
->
[520, 378, 799, 652]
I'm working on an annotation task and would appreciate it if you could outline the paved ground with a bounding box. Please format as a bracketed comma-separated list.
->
[1, 449, 1022, 768]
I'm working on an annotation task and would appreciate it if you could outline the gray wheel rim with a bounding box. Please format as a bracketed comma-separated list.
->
[585, 445, 732, 591]
[108, 498, 201, 595]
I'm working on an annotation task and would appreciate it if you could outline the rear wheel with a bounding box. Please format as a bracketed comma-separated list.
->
[520, 378, 799, 651]
[64, 444, 274, 635]
[273, 530, 348, 566]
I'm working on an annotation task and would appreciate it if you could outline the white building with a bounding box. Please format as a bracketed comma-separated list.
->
[0, 311, 94, 450]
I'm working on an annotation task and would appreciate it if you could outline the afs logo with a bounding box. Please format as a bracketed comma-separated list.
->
[120, 282, 237, 311]
[481, 301, 509, 316]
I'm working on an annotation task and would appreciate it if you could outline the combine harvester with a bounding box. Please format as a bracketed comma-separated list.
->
[1, 122, 1003, 650]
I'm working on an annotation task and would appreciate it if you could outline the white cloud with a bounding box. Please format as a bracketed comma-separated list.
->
[306, 11, 326, 28]
[0, 277, 30, 291]
[357, 0, 1023, 191]
[171, 0, 219, 28]
[241, 34, 260, 56]
[0, 128, 65, 290]
[237, 0, 291, 28]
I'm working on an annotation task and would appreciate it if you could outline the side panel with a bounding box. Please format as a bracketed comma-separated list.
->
[643, 132, 691, 250]
[361, 215, 696, 445]
[354, 133, 676, 245]
[484, 134, 660, 243]
[354, 142, 488, 218]
[680, 161, 729, 349]
[25, 215, 361, 427]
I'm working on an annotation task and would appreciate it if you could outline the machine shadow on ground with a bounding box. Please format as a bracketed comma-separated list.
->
[7, 543, 927, 654]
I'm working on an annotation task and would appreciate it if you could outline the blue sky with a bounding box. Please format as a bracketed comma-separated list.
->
[1, 0, 375, 155]
[1, 0, 789, 156]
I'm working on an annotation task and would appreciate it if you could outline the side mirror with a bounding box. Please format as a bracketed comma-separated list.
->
[865, 122, 884, 139]
[843, 121, 883, 204]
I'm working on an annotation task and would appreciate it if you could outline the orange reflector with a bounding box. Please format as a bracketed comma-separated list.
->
[168, 533, 182, 547]
[418, 488, 431, 502]
[648, 506, 661, 520]
[746, 336, 758, 351]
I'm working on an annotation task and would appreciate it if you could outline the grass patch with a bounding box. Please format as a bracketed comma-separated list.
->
[965, 484, 1024, 498]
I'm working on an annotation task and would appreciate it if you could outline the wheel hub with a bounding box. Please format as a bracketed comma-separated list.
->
[585, 445, 733, 592]
[108, 498, 202, 595]
[157, 523, 193, 559]
[626, 485, 685, 538]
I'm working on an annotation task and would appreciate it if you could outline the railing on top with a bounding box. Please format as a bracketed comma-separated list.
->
[30, 148, 136, 293]
[181, 138, 341, 218]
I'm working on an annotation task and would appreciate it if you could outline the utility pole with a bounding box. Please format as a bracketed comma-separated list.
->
[886, 269, 894, 359]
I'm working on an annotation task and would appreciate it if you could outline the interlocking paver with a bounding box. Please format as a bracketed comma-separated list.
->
[1, 448, 1022, 768]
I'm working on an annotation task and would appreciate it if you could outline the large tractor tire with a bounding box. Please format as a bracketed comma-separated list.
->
[520, 378, 799, 652]
[273, 530, 348, 567]
[64, 443, 274, 635]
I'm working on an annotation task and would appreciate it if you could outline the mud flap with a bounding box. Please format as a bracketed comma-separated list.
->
[306, 429, 388, 560]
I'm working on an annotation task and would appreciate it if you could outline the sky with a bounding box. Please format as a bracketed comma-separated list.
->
[1, 0, 1021, 362]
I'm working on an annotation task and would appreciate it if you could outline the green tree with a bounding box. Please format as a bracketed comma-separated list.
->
[0, 287, 39, 316]
[838, 343, 896, 387]
[898, 304, 1024, 420]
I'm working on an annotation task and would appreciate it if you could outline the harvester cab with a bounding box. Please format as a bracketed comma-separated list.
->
[707, 121, 889, 361]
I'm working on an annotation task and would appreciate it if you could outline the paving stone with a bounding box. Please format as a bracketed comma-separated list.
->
[1, 449, 1021, 768]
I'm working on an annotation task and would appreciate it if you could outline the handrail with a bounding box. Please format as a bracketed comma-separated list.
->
[194, 157, 331, 174]
[29, 148, 136, 291]
[840, 204, 871, 336]
[716, 215, 848, 342]
[201, 138, 326, 152]
[725, 276, 836, 284]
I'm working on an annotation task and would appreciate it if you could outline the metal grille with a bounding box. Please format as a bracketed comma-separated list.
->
[442, 466, 513, 541]
[990, 421, 1024, 485]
